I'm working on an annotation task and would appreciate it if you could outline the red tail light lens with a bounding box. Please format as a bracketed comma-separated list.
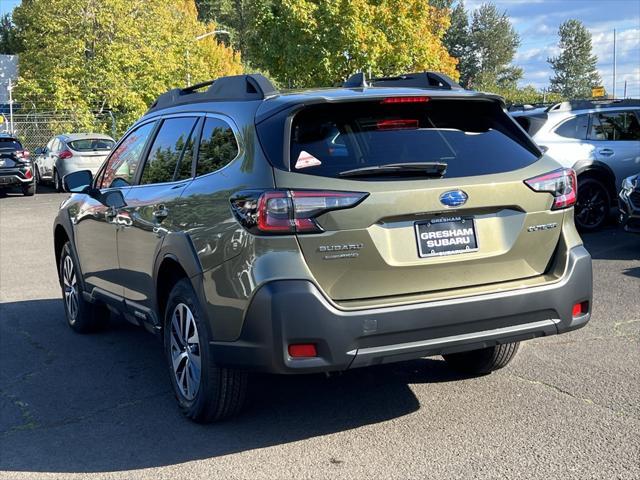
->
[231, 190, 368, 234]
[58, 149, 73, 160]
[381, 96, 430, 104]
[524, 168, 577, 210]
[15, 150, 30, 159]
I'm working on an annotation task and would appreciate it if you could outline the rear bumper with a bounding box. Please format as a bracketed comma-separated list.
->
[0, 172, 33, 186]
[211, 246, 592, 373]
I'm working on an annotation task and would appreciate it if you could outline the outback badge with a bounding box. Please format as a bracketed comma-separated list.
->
[440, 190, 468, 208]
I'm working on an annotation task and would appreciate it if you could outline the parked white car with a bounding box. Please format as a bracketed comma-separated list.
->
[34, 133, 115, 191]
[511, 99, 640, 230]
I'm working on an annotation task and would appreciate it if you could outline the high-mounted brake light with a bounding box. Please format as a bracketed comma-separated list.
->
[58, 149, 73, 160]
[381, 96, 430, 104]
[524, 168, 577, 210]
[231, 190, 368, 234]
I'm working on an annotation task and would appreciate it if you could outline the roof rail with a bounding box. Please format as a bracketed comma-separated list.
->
[343, 71, 464, 90]
[545, 98, 640, 113]
[148, 74, 279, 112]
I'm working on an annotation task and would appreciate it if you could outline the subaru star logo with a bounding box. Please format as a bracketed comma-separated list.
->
[439, 190, 468, 207]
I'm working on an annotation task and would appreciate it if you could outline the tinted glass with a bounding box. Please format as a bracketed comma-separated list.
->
[176, 119, 199, 181]
[100, 122, 155, 189]
[288, 100, 539, 179]
[555, 115, 588, 139]
[196, 117, 238, 176]
[140, 117, 197, 185]
[68, 138, 115, 151]
[589, 111, 640, 141]
[0, 138, 22, 151]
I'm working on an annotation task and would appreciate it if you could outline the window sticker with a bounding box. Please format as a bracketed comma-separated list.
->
[295, 150, 322, 169]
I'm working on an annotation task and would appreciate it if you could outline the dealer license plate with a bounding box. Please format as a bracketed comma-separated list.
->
[415, 216, 478, 258]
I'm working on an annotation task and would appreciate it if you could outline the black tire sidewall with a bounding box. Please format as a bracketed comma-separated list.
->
[164, 279, 215, 418]
[59, 242, 88, 330]
[576, 177, 610, 231]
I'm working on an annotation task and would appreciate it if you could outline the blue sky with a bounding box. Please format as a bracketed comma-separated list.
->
[2, 0, 639, 97]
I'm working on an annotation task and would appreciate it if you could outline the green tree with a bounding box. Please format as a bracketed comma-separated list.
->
[443, 1, 476, 87]
[247, 0, 458, 88]
[548, 19, 601, 99]
[12, 0, 243, 134]
[0, 14, 21, 54]
[469, 2, 521, 88]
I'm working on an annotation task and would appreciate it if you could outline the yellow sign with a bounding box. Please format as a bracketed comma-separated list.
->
[592, 86, 605, 98]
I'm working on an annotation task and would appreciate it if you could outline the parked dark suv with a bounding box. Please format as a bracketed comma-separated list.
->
[0, 133, 35, 196]
[54, 73, 593, 423]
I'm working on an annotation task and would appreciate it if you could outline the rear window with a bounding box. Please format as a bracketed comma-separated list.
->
[68, 138, 114, 151]
[0, 138, 22, 151]
[283, 99, 540, 179]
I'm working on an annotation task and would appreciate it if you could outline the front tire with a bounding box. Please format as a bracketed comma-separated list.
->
[575, 177, 610, 231]
[443, 342, 520, 375]
[164, 279, 248, 423]
[59, 242, 109, 333]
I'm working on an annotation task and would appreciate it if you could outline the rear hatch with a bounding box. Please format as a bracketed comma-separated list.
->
[258, 96, 569, 303]
[67, 138, 114, 171]
[0, 137, 23, 168]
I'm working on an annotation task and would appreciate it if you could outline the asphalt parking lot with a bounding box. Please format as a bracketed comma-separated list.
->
[0, 186, 638, 480]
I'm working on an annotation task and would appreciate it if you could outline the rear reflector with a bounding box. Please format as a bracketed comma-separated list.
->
[381, 96, 430, 104]
[572, 301, 588, 317]
[524, 168, 577, 210]
[288, 344, 317, 358]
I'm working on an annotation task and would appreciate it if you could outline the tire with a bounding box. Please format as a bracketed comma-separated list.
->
[59, 242, 110, 333]
[35, 166, 42, 185]
[22, 183, 35, 196]
[164, 278, 248, 423]
[53, 169, 63, 192]
[575, 176, 610, 232]
[443, 342, 520, 375]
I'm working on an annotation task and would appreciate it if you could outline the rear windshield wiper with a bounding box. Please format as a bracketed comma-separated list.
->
[338, 162, 447, 178]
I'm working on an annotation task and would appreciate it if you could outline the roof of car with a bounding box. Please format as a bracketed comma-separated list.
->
[0, 132, 18, 140]
[59, 133, 115, 141]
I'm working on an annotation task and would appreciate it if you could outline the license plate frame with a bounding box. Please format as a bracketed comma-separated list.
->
[414, 216, 479, 258]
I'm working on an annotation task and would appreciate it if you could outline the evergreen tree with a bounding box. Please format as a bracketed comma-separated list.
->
[0, 14, 20, 55]
[443, 1, 476, 87]
[548, 19, 601, 98]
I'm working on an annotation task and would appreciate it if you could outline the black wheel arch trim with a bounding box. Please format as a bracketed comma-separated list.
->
[573, 160, 617, 197]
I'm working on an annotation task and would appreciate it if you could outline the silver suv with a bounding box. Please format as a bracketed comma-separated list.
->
[512, 100, 640, 230]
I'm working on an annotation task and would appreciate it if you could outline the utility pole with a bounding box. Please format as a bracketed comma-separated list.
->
[612, 29, 617, 99]
[623, 80, 627, 99]
[7, 78, 14, 135]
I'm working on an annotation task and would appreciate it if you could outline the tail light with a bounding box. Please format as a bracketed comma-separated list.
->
[15, 150, 30, 159]
[231, 189, 368, 234]
[381, 96, 430, 104]
[22, 166, 32, 179]
[58, 149, 73, 160]
[524, 168, 577, 210]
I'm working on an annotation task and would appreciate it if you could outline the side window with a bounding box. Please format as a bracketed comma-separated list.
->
[99, 122, 155, 189]
[589, 111, 640, 141]
[140, 117, 198, 185]
[555, 115, 588, 140]
[196, 117, 239, 176]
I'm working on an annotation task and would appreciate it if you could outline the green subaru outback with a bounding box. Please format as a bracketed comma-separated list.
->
[54, 72, 592, 422]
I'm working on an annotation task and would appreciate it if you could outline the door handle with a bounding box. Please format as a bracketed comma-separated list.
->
[152, 206, 169, 222]
[598, 148, 614, 157]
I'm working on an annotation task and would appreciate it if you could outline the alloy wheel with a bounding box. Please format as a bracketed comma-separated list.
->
[170, 303, 202, 401]
[575, 180, 608, 229]
[62, 254, 78, 323]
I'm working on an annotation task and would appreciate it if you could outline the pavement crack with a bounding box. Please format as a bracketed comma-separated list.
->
[0, 390, 39, 433]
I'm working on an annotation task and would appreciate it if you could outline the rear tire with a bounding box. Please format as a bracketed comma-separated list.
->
[164, 278, 248, 423]
[53, 169, 63, 192]
[22, 183, 35, 196]
[35, 166, 42, 185]
[443, 342, 520, 375]
[59, 242, 110, 333]
[575, 176, 610, 232]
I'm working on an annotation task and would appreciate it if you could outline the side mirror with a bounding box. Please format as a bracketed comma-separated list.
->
[100, 190, 126, 209]
[63, 170, 93, 193]
[34, 147, 44, 155]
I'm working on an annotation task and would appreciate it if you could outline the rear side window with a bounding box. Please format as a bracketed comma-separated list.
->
[68, 138, 114, 151]
[0, 138, 22, 151]
[555, 115, 589, 139]
[589, 111, 640, 141]
[140, 117, 198, 185]
[196, 117, 238, 176]
[99, 122, 155, 189]
[286, 100, 540, 179]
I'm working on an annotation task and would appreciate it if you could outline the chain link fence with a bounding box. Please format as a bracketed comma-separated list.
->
[0, 108, 117, 151]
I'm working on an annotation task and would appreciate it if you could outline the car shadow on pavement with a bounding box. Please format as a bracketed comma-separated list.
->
[581, 225, 639, 261]
[0, 298, 467, 474]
